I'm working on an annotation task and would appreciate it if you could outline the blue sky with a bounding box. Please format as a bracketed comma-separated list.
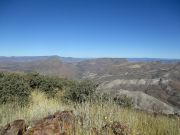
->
[0, 0, 180, 58]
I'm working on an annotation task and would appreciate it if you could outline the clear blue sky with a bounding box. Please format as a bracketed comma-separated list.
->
[0, 0, 180, 58]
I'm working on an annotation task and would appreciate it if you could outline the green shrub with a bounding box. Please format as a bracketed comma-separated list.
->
[65, 80, 98, 103]
[113, 94, 133, 108]
[0, 72, 101, 105]
[0, 72, 31, 105]
[26, 72, 66, 97]
[0, 72, 75, 105]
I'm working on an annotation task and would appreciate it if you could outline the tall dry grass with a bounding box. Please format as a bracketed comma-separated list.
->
[0, 91, 180, 135]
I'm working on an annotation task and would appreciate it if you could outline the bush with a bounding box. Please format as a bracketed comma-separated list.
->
[26, 73, 67, 97]
[65, 80, 98, 103]
[0, 72, 31, 105]
[0, 72, 75, 105]
[113, 94, 133, 108]
[0, 72, 100, 105]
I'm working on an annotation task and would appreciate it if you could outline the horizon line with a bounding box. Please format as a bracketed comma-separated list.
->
[0, 55, 180, 60]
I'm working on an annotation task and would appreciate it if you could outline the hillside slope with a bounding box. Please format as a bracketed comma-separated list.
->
[0, 56, 180, 114]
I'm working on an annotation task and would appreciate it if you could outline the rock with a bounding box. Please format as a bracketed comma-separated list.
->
[0, 120, 26, 135]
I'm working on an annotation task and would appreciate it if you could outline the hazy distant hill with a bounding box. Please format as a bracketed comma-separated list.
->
[0, 56, 180, 114]
[0, 56, 87, 63]
[128, 58, 180, 63]
[0, 56, 79, 78]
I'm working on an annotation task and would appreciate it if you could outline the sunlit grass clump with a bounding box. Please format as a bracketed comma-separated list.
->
[0, 91, 180, 135]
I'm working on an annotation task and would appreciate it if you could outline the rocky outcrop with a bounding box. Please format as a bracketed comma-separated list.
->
[98, 88, 180, 115]
[98, 78, 169, 89]
[97, 76, 180, 114]
[0, 110, 81, 135]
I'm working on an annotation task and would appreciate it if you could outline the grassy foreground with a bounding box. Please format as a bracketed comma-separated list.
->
[0, 91, 180, 135]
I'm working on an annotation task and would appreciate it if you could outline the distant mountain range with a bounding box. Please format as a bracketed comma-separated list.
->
[0, 56, 87, 63]
[0, 56, 180, 63]
[0, 55, 180, 114]
[128, 58, 180, 63]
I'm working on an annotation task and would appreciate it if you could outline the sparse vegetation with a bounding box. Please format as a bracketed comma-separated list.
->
[0, 91, 179, 135]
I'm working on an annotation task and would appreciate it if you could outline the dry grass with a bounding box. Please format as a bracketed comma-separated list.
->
[0, 91, 180, 135]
